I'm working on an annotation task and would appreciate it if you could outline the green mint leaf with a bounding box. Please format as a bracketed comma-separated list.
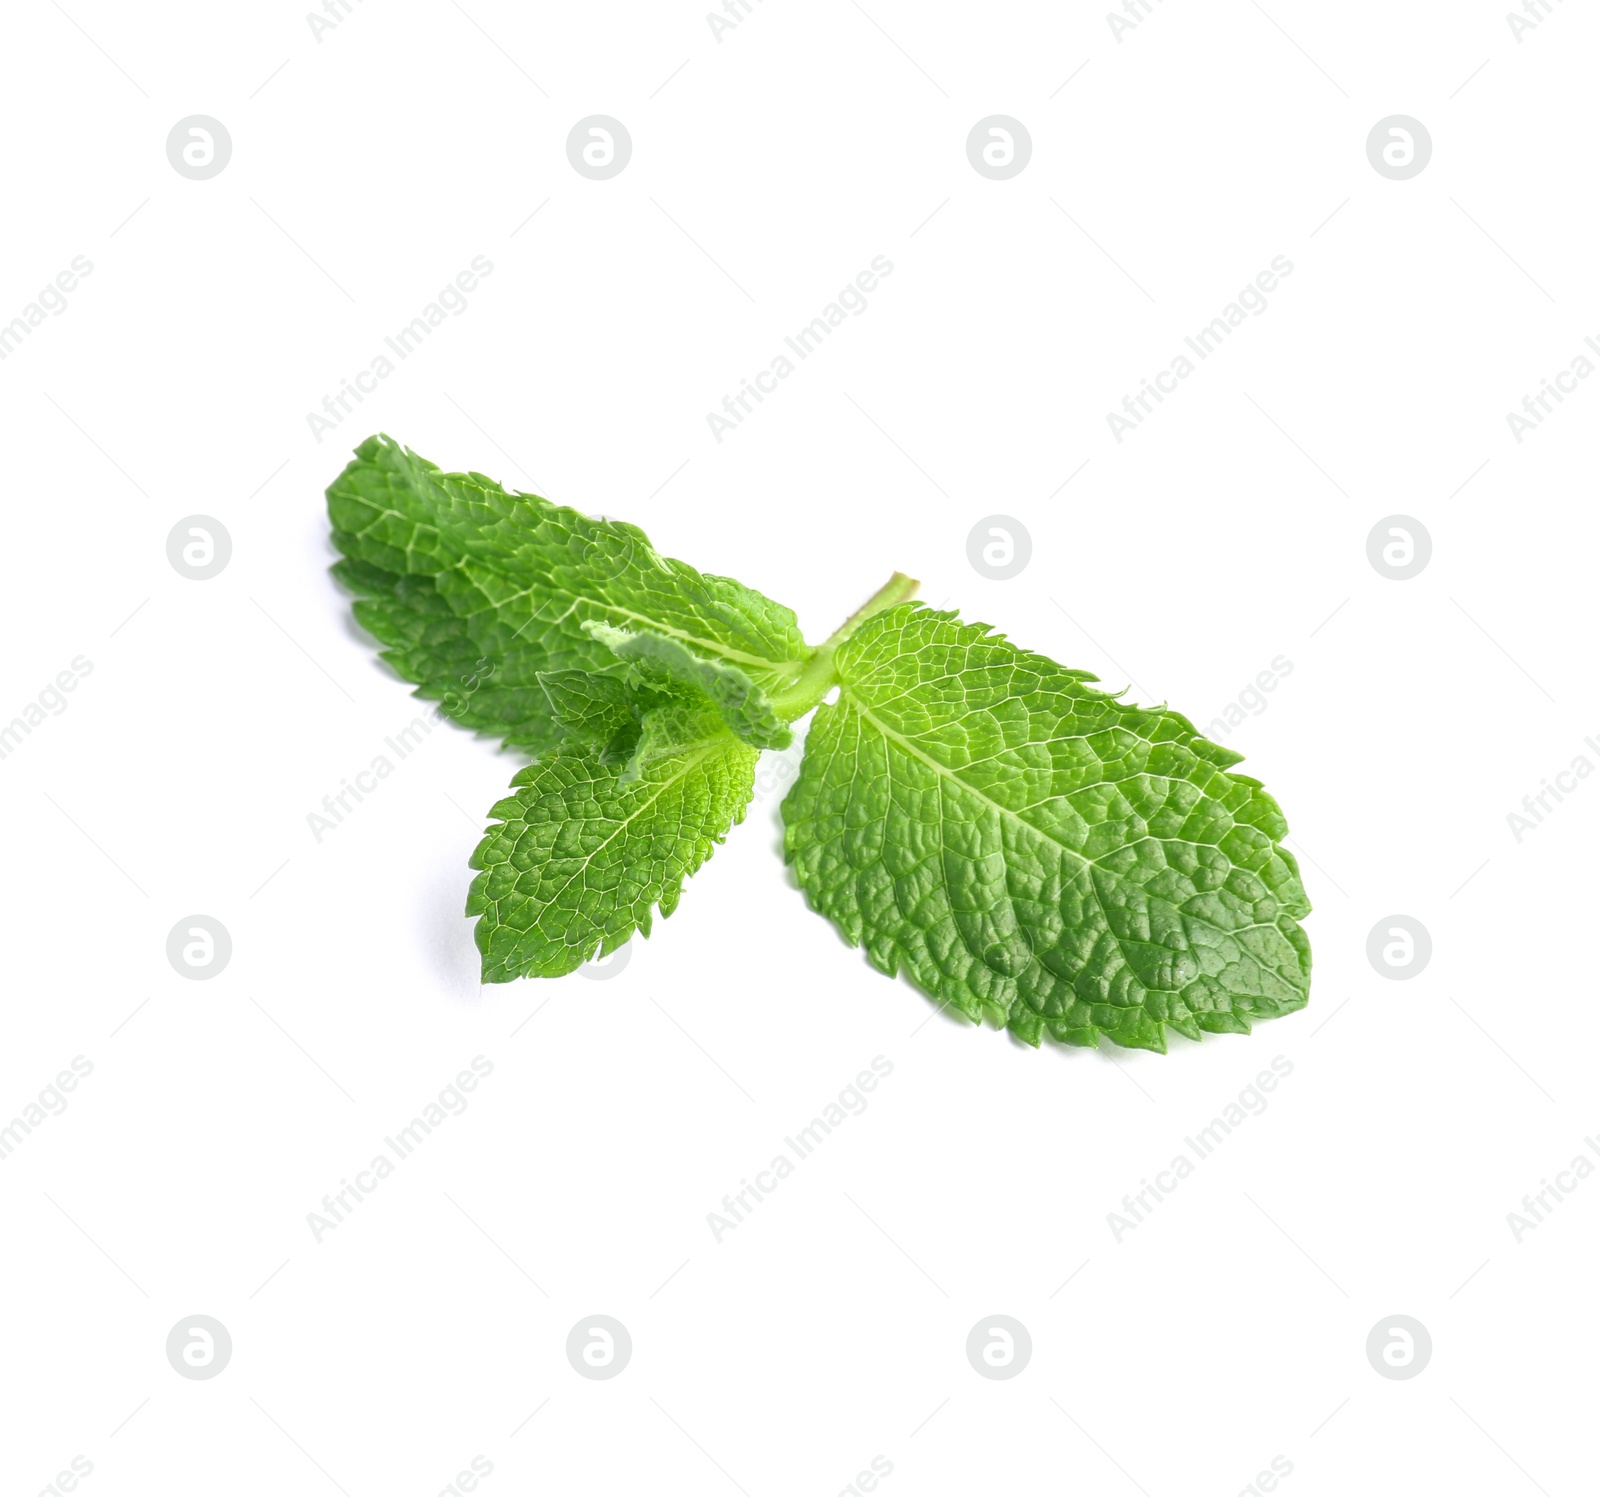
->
[622, 696, 733, 784]
[537, 668, 738, 779]
[583, 619, 793, 750]
[466, 734, 758, 981]
[327, 435, 811, 749]
[780, 605, 1312, 1053]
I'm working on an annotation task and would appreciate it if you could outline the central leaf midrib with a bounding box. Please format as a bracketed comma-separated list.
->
[517, 738, 734, 925]
[353, 502, 808, 678]
[454, 555, 802, 677]
[839, 691, 1202, 1003]
[841, 690, 1100, 875]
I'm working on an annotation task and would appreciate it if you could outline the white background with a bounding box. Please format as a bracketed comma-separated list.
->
[1, 1, 1596, 1493]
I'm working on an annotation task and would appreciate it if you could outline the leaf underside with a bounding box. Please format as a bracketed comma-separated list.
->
[780, 606, 1312, 1053]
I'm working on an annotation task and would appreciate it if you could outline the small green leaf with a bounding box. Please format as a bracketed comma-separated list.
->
[622, 696, 734, 784]
[467, 735, 758, 982]
[584, 619, 793, 751]
[781, 605, 1312, 1053]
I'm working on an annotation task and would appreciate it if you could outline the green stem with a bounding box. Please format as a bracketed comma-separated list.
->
[771, 571, 919, 720]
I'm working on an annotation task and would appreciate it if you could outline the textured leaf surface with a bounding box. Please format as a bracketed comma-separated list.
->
[781, 606, 1312, 1052]
[623, 697, 734, 784]
[468, 735, 758, 981]
[585, 620, 792, 750]
[335, 557, 564, 755]
[538, 669, 634, 741]
[328, 435, 810, 750]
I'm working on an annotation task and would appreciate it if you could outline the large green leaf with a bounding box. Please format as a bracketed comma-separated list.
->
[327, 435, 811, 751]
[781, 606, 1312, 1052]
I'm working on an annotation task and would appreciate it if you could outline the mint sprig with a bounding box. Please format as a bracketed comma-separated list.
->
[328, 435, 1312, 1053]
